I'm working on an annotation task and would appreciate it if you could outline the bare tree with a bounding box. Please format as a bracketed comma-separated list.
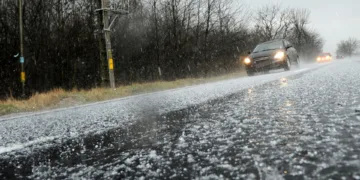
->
[337, 38, 359, 57]
[152, 0, 162, 78]
[254, 4, 292, 41]
[253, 4, 323, 61]
[289, 8, 310, 45]
[287, 8, 323, 60]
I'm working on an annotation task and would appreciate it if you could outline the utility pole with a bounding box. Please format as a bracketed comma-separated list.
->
[19, 0, 25, 96]
[102, 0, 115, 88]
[96, 0, 129, 89]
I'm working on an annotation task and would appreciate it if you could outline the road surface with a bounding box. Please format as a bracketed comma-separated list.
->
[0, 60, 360, 179]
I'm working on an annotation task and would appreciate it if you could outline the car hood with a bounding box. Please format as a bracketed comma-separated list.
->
[250, 49, 283, 59]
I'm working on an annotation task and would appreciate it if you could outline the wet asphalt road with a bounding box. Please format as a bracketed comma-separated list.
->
[1, 60, 360, 180]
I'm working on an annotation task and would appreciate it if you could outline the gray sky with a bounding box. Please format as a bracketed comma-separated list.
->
[240, 0, 360, 54]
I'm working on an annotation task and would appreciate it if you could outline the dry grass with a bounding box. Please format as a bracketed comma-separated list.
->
[0, 71, 245, 116]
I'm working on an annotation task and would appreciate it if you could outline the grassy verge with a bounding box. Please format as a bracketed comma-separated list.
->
[0, 71, 246, 116]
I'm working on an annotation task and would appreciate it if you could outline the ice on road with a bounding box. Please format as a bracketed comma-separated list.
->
[0, 64, 319, 151]
[1, 60, 360, 179]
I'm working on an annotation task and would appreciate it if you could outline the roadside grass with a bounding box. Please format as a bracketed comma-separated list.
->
[0, 71, 246, 116]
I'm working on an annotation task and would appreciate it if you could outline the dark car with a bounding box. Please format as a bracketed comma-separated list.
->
[244, 39, 299, 76]
[336, 55, 344, 59]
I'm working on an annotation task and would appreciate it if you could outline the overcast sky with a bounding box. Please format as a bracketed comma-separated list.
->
[239, 0, 360, 54]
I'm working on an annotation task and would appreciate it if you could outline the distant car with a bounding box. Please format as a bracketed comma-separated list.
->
[317, 53, 332, 62]
[243, 39, 299, 76]
[336, 55, 344, 59]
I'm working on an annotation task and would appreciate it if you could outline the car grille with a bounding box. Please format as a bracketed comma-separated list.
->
[254, 56, 270, 61]
[254, 58, 272, 68]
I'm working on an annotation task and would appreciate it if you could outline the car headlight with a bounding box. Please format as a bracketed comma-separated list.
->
[326, 56, 331, 60]
[274, 52, 285, 59]
[244, 57, 251, 64]
[317, 57, 321, 61]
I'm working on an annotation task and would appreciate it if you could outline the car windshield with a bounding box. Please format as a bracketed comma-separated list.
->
[253, 41, 284, 52]
[320, 53, 331, 56]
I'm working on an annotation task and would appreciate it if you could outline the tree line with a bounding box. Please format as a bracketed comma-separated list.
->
[336, 37, 359, 57]
[0, 0, 323, 99]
